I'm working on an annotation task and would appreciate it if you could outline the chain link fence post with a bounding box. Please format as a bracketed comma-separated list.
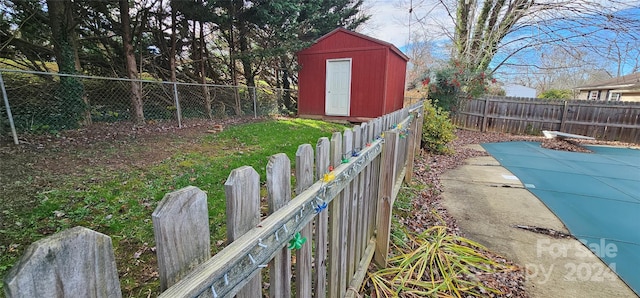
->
[0, 72, 19, 144]
[172, 81, 182, 128]
[252, 86, 257, 119]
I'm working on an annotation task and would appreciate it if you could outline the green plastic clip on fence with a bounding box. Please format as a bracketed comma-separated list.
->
[288, 232, 307, 250]
[341, 157, 350, 164]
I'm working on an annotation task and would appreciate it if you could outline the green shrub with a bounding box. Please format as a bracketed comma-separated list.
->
[538, 89, 573, 100]
[421, 100, 456, 154]
[425, 61, 497, 112]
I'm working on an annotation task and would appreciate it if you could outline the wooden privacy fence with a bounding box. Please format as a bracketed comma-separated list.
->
[3, 102, 424, 298]
[454, 96, 640, 143]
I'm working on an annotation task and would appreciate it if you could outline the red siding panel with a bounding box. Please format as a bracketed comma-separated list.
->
[298, 54, 326, 116]
[384, 50, 408, 113]
[350, 49, 386, 117]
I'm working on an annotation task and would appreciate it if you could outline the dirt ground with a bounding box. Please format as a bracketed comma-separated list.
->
[0, 118, 259, 210]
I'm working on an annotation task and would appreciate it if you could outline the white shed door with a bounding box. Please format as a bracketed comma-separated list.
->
[325, 59, 351, 116]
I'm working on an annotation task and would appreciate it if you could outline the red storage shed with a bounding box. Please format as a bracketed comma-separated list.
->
[297, 28, 409, 122]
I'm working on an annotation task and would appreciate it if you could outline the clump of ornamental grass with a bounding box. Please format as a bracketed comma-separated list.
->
[365, 226, 518, 297]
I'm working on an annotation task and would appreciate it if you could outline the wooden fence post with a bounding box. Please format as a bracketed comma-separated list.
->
[374, 130, 399, 267]
[367, 120, 378, 242]
[4, 226, 122, 298]
[355, 124, 366, 260]
[339, 129, 353, 296]
[295, 144, 314, 298]
[405, 109, 420, 184]
[363, 120, 372, 237]
[481, 97, 491, 132]
[560, 100, 569, 131]
[328, 131, 342, 298]
[225, 166, 262, 298]
[369, 118, 382, 242]
[153, 186, 211, 291]
[314, 137, 330, 298]
[267, 153, 293, 298]
[414, 109, 424, 156]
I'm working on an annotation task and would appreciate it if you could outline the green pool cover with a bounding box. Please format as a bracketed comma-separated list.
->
[482, 142, 640, 295]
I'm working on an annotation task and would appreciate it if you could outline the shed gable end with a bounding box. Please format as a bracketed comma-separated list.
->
[300, 30, 386, 54]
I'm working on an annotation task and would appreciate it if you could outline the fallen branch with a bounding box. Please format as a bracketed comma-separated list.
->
[514, 225, 574, 239]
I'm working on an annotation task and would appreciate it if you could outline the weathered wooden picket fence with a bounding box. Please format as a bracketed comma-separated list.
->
[454, 96, 640, 143]
[3, 102, 424, 298]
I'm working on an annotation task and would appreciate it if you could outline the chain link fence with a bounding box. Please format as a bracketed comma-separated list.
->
[1, 69, 297, 143]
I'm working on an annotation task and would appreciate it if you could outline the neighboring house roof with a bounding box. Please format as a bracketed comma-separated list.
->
[576, 72, 640, 91]
[504, 84, 537, 98]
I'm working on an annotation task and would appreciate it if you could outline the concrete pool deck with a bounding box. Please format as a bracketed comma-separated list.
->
[440, 144, 637, 297]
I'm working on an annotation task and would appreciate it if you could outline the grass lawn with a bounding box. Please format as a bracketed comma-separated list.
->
[0, 118, 347, 297]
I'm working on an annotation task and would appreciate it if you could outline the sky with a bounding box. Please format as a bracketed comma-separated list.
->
[360, 0, 640, 49]
[359, 0, 453, 51]
[359, 1, 414, 49]
[358, 0, 640, 83]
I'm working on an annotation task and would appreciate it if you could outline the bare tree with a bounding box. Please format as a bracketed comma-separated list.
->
[405, 33, 440, 88]
[595, 39, 640, 77]
[412, 0, 640, 76]
[506, 46, 611, 96]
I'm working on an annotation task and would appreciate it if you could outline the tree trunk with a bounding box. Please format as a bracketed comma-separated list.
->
[169, 3, 177, 83]
[46, 0, 90, 127]
[237, 21, 257, 116]
[119, 0, 145, 123]
[169, 0, 181, 121]
[239, 33, 254, 89]
[281, 58, 294, 113]
[454, 0, 530, 73]
[199, 21, 213, 119]
[229, 1, 242, 116]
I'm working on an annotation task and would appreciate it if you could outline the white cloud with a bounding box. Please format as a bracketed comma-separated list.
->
[360, 0, 455, 49]
[359, 0, 412, 48]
